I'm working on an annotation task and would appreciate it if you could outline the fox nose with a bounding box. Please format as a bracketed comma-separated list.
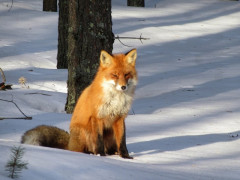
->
[121, 86, 126, 90]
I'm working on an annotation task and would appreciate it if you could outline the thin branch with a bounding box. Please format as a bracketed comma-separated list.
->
[0, 97, 32, 120]
[131, 108, 135, 115]
[115, 35, 133, 47]
[8, 0, 14, 12]
[115, 34, 150, 40]
[0, 117, 32, 120]
[0, 68, 12, 90]
[114, 34, 150, 47]
[24, 92, 51, 96]
[0, 68, 6, 83]
[139, 33, 146, 44]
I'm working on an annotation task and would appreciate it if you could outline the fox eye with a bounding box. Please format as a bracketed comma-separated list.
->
[125, 73, 130, 78]
[111, 73, 118, 78]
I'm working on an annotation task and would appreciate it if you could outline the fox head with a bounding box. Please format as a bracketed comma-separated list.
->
[98, 49, 138, 93]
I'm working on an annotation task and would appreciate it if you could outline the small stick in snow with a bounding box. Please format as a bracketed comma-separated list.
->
[8, 0, 14, 12]
[0, 96, 32, 120]
[24, 92, 51, 96]
[0, 68, 6, 83]
[0, 68, 13, 90]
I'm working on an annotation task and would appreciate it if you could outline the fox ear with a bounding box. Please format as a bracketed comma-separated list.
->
[100, 50, 113, 67]
[125, 49, 137, 66]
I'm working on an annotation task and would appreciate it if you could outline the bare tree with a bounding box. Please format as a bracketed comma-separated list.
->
[57, 0, 68, 69]
[43, 0, 57, 12]
[64, 0, 114, 113]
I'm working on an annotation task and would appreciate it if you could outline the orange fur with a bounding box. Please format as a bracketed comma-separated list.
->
[68, 49, 138, 158]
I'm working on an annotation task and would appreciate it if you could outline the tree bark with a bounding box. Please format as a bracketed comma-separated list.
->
[43, 0, 57, 12]
[57, 0, 68, 69]
[65, 0, 114, 113]
[127, 0, 145, 7]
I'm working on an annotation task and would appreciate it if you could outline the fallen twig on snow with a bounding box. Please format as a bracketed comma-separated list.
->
[0, 68, 6, 83]
[0, 68, 13, 90]
[0, 96, 32, 120]
[24, 92, 51, 96]
[8, 0, 14, 12]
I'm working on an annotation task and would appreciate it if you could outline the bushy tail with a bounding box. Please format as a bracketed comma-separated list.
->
[21, 125, 70, 150]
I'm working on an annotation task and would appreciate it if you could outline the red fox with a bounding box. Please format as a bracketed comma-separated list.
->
[21, 49, 137, 159]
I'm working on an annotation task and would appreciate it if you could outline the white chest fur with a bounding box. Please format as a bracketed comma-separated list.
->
[97, 79, 135, 126]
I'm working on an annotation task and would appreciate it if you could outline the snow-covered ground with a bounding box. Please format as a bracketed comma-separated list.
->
[1, 0, 240, 179]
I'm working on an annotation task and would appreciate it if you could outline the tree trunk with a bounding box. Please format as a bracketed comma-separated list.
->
[57, 0, 68, 69]
[43, 0, 57, 12]
[127, 0, 145, 7]
[65, 0, 114, 113]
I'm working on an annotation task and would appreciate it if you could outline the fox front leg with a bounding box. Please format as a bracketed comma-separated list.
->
[91, 117, 106, 156]
[96, 133, 106, 156]
[119, 126, 133, 159]
[113, 118, 133, 159]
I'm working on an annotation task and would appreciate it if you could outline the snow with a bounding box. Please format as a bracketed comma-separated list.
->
[1, 0, 240, 179]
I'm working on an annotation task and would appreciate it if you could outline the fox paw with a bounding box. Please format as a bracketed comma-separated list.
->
[120, 153, 133, 159]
